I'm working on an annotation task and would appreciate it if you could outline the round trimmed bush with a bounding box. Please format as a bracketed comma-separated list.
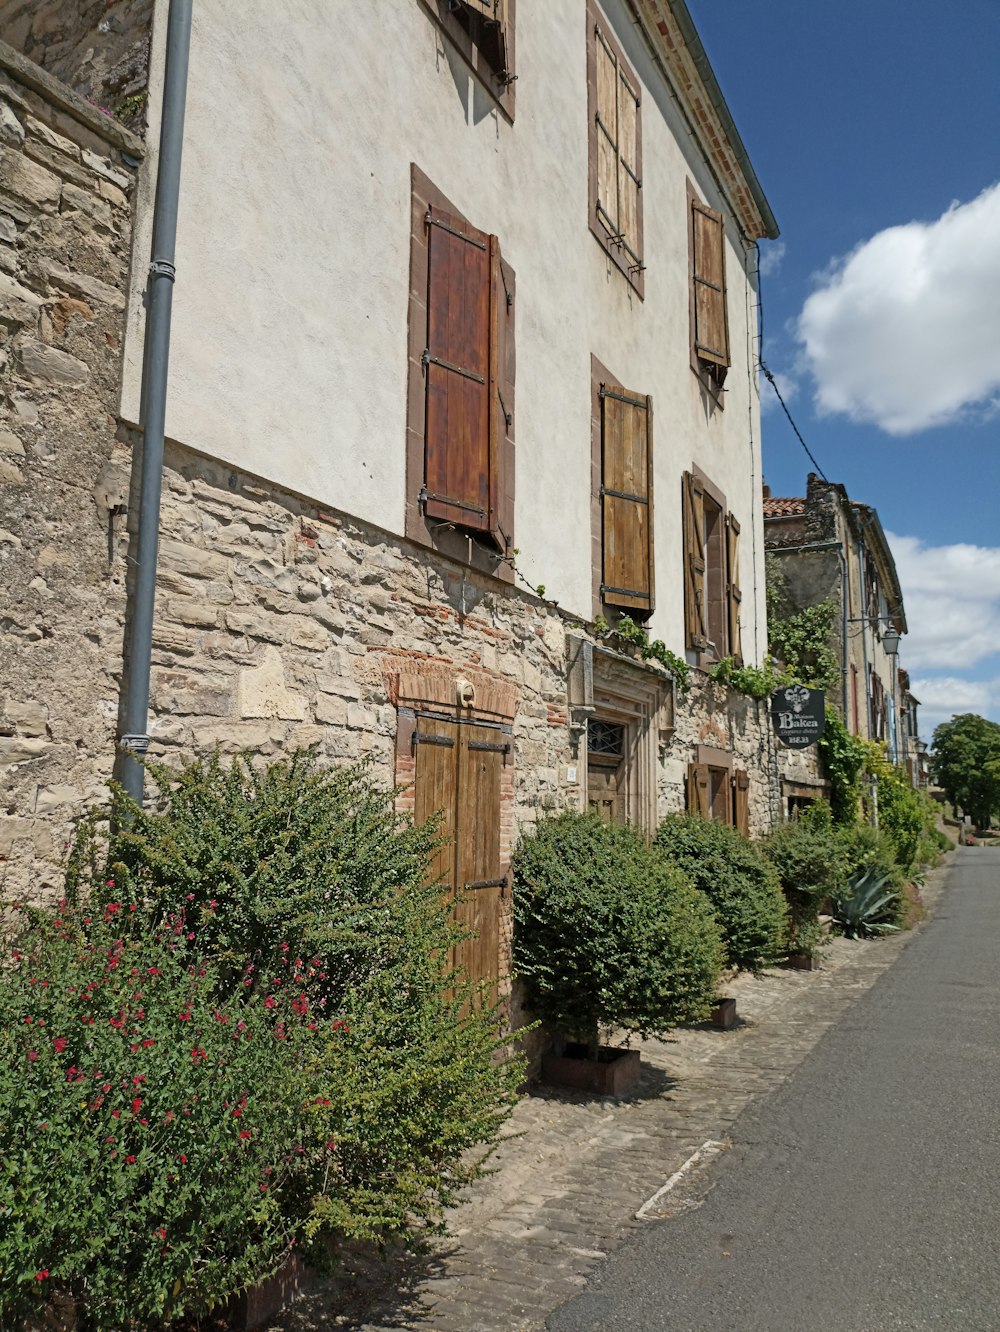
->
[654, 814, 787, 973]
[761, 801, 844, 958]
[513, 812, 723, 1049]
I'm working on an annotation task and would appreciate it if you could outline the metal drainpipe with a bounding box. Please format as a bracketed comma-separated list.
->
[117, 0, 193, 804]
[767, 538, 848, 716]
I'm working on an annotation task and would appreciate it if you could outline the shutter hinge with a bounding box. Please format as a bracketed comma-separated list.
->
[422, 348, 485, 385]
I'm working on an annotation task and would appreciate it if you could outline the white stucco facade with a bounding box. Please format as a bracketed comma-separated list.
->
[122, 0, 774, 664]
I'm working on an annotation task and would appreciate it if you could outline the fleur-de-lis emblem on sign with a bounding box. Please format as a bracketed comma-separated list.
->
[784, 685, 810, 714]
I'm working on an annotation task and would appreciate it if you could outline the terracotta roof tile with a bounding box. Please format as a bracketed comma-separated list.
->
[763, 496, 806, 517]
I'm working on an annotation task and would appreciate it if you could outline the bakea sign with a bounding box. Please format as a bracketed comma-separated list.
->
[770, 684, 825, 749]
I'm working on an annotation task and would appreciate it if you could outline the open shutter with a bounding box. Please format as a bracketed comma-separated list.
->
[490, 245, 515, 554]
[726, 514, 743, 666]
[601, 386, 653, 614]
[455, 724, 505, 1003]
[683, 471, 707, 649]
[424, 205, 492, 534]
[687, 762, 710, 818]
[692, 200, 729, 380]
[594, 24, 619, 240]
[617, 67, 640, 268]
[732, 770, 750, 837]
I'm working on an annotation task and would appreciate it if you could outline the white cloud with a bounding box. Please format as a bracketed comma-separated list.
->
[758, 240, 786, 278]
[909, 676, 1000, 732]
[889, 532, 1000, 670]
[797, 182, 1000, 434]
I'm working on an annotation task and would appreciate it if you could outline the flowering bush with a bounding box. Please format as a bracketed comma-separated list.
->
[4, 753, 522, 1329]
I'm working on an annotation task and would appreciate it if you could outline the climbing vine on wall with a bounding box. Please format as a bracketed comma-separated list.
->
[765, 559, 841, 694]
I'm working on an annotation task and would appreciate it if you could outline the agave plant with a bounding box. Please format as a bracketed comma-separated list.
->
[832, 866, 899, 939]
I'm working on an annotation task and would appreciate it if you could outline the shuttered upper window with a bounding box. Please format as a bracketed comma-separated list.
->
[406, 168, 515, 567]
[682, 470, 742, 663]
[686, 761, 750, 833]
[587, 3, 644, 296]
[599, 380, 654, 616]
[418, 0, 516, 119]
[690, 194, 730, 388]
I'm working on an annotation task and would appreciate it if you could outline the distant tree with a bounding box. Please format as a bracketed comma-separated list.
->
[931, 713, 1000, 829]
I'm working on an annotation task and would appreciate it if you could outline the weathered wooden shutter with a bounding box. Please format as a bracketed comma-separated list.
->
[424, 205, 492, 535]
[732, 770, 750, 837]
[490, 245, 515, 553]
[413, 717, 458, 898]
[687, 762, 710, 818]
[455, 724, 506, 1001]
[594, 24, 619, 241]
[617, 68, 640, 268]
[601, 386, 653, 614]
[726, 514, 743, 666]
[691, 200, 729, 380]
[683, 471, 707, 649]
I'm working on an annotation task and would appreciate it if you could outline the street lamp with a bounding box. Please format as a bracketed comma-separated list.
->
[847, 616, 902, 656]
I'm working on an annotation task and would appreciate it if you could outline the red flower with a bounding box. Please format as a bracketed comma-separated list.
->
[52, 1037, 67, 1054]
[264, 995, 277, 1009]
[27, 1050, 38, 1062]
[142, 1039, 155, 1048]
[177, 1154, 188, 1163]
[126, 1155, 136, 1164]
[111, 1109, 121, 1119]
[35, 1270, 49, 1281]
[131, 1098, 143, 1115]
[177, 1010, 191, 1022]
[240, 1130, 252, 1140]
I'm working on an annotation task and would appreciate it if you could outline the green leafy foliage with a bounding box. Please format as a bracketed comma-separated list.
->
[761, 801, 843, 958]
[861, 743, 925, 869]
[513, 813, 723, 1050]
[708, 655, 787, 700]
[654, 815, 788, 973]
[765, 559, 841, 692]
[931, 713, 1000, 829]
[832, 867, 900, 939]
[20, 752, 522, 1327]
[834, 822, 905, 928]
[595, 614, 692, 692]
[817, 708, 867, 824]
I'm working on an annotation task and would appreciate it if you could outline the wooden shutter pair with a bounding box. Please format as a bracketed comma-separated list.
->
[600, 385, 653, 614]
[412, 716, 507, 999]
[685, 762, 750, 834]
[594, 24, 641, 269]
[460, 0, 511, 80]
[691, 199, 729, 384]
[424, 205, 514, 553]
[681, 472, 742, 662]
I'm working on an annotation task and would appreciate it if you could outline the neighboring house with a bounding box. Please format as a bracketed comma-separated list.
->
[0, 3, 780, 1013]
[764, 473, 914, 779]
[899, 670, 929, 789]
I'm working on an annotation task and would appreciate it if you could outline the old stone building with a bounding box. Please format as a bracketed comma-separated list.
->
[2, 2, 785, 1008]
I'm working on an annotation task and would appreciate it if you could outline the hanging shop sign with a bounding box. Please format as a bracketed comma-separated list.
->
[771, 684, 825, 749]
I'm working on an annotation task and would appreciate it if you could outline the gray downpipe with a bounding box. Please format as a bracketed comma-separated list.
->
[117, 0, 193, 804]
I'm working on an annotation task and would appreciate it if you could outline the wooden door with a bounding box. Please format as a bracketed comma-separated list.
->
[412, 716, 504, 998]
[587, 719, 628, 824]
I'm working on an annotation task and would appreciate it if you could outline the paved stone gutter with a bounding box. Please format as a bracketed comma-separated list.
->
[263, 859, 951, 1332]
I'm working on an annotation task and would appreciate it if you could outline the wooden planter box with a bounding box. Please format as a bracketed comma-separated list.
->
[785, 952, 820, 971]
[226, 1254, 311, 1331]
[541, 1044, 641, 1096]
[711, 997, 737, 1028]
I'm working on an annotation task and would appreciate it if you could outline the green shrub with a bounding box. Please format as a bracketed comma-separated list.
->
[863, 745, 925, 869]
[761, 801, 843, 958]
[832, 866, 900, 938]
[22, 752, 522, 1328]
[817, 709, 867, 824]
[513, 813, 723, 1050]
[654, 815, 787, 973]
[835, 822, 905, 929]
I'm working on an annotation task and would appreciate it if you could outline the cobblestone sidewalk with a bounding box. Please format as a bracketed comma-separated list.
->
[265, 864, 951, 1332]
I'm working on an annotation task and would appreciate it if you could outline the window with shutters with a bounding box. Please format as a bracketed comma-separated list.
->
[686, 752, 750, 833]
[682, 468, 742, 665]
[591, 356, 654, 619]
[411, 713, 509, 1000]
[406, 167, 516, 579]
[587, 1, 644, 296]
[688, 183, 730, 393]
[417, 0, 516, 119]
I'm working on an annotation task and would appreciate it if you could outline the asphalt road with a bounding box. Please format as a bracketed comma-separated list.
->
[548, 848, 1000, 1332]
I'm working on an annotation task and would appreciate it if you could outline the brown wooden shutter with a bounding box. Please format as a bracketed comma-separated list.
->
[490, 246, 515, 554]
[691, 200, 729, 378]
[617, 67, 640, 268]
[601, 386, 653, 614]
[455, 724, 506, 1002]
[413, 717, 458, 898]
[424, 205, 492, 534]
[732, 770, 750, 837]
[683, 471, 707, 649]
[594, 25, 619, 241]
[687, 762, 710, 818]
[726, 514, 743, 666]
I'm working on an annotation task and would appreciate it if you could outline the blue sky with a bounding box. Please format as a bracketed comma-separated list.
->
[688, 0, 1000, 733]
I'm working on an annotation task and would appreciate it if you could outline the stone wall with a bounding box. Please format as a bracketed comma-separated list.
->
[0, 51, 142, 901]
[0, 3, 153, 134]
